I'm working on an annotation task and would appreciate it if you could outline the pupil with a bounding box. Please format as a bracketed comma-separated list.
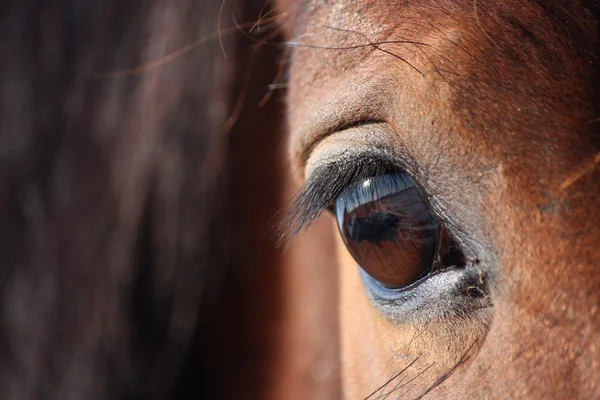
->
[346, 213, 400, 246]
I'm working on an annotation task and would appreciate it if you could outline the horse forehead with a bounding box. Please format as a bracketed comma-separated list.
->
[289, 1, 599, 162]
[290, 0, 597, 87]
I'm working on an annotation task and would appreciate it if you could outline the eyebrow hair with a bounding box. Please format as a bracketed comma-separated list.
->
[280, 152, 401, 242]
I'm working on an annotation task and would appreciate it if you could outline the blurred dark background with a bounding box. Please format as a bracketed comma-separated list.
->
[0, 1, 294, 398]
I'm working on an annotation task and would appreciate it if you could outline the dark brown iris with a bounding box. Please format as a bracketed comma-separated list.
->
[335, 173, 438, 288]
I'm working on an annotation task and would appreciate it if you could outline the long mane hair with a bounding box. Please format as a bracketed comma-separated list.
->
[0, 1, 286, 398]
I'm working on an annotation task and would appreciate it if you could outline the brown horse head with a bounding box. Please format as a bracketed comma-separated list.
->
[279, 0, 600, 398]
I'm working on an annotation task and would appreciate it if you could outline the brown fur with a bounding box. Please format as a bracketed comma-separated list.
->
[279, 0, 600, 398]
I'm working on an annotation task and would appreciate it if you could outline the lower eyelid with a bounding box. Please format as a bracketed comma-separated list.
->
[361, 266, 492, 318]
[361, 267, 449, 298]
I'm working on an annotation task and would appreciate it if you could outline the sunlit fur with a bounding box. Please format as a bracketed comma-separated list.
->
[279, 0, 600, 398]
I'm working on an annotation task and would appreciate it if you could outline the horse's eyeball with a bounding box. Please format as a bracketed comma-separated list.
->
[335, 172, 439, 289]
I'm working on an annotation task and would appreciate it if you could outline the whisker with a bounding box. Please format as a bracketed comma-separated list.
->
[413, 6, 478, 63]
[285, 40, 428, 76]
[322, 25, 427, 76]
[404, 325, 430, 354]
[364, 356, 421, 400]
[392, 362, 436, 399]
[417, 339, 480, 399]
[284, 39, 429, 50]
[376, 370, 411, 400]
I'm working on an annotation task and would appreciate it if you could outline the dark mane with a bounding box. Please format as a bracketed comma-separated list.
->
[0, 1, 286, 398]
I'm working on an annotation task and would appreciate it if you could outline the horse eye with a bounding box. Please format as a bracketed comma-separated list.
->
[334, 172, 439, 289]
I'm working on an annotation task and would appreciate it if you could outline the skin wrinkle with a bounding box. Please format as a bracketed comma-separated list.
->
[278, 0, 600, 398]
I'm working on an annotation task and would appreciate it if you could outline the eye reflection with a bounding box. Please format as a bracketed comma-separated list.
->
[335, 173, 439, 289]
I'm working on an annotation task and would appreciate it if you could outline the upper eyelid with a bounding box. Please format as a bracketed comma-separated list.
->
[289, 81, 394, 172]
[282, 151, 407, 240]
[299, 119, 386, 168]
[306, 146, 398, 179]
[303, 123, 413, 177]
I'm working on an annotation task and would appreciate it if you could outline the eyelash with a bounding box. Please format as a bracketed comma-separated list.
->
[281, 154, 412, 240]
